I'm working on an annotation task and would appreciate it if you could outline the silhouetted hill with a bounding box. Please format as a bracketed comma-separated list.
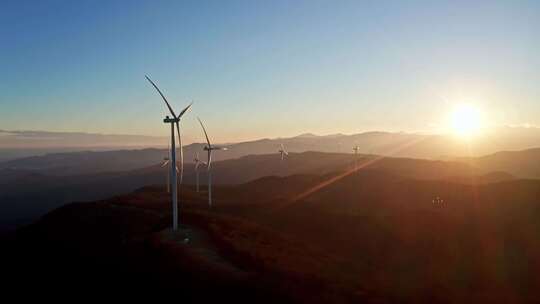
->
[5, 187, 363, 303]
[0, 151, 495, 227]
[218, 172, 540, 303]
[194, 151, 479, 185]
[464, 148, 540, 179]
[7, 167, 540, 303]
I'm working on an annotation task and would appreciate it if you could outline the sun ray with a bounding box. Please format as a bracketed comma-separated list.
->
[290, 136, 428, 203]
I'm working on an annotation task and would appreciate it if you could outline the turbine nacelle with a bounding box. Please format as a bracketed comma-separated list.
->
[163, 116, 180, 123]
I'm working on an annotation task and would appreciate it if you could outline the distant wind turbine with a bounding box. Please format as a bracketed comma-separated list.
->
[146, 75, 192, 231]
[198, 117, 227, 208]
[278, 143, 288, 161]
[353, 145, 360, 169]
[160, 143, 171, 193]
[193, 152, 206, 193]
[160, 141, 179, 193]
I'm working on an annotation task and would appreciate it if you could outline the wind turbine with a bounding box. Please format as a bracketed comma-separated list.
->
[194, 152, 206, 193]
[160, 141, 179, 193]
[353, 145, 360, 169]
[160, 143, 171, 193]
[278, 144, 288, 160]
[146, 75, 192, 231]
[197, 117, 227, 208]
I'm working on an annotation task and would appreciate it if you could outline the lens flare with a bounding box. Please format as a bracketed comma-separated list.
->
[450, 104, 483, 137]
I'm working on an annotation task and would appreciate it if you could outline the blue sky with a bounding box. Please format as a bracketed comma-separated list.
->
[1, 0, 539, 143]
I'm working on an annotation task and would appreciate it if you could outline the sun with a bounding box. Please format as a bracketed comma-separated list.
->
[450, 103, 483, 137]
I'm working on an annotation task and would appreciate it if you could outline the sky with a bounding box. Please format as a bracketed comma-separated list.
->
[1, 0, 539, 143]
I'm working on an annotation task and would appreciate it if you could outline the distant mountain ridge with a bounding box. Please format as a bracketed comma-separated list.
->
[460, 147, 540, 179]
[3, 126, 540, 162]
[0, 129, 166, 149]
[0, 148, 168, 176]
[3, 127, 540, 176]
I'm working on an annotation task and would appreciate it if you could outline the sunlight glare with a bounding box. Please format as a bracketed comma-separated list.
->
[450, 103, 483, 138]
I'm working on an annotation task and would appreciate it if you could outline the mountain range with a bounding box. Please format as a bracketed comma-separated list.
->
[2, 146, 540, 230]
[0, 130, 166, 161]
[3, 127, 540, 176]
[2, 126, 540, 163]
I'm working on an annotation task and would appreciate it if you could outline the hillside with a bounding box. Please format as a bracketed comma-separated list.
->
[5, 168, 540, 303]
[463, 148, 540, 179]
[0, 151, 500, 228]
[4, 187, 370, 303]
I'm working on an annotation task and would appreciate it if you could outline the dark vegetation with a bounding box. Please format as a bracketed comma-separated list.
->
[4, 162, 540, 303]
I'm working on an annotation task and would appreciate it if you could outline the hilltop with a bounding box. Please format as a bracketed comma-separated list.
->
[5, 165, 540, 302]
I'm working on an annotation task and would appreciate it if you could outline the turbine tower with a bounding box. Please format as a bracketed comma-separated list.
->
[197, 117, 227, 208]
[194, 152, 206, 192]
[353, 145, 360, 169]
[278, 144, 288, 160]
[146, 75, 192, 231]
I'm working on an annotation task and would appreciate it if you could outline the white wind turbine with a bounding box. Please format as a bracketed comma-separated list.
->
[353, 145, 360, 169]
[278, 143, 288, 161]
[197, 117, 227, 208]
[160, 141, 179, 193]
[146, 75, 192, 231]
[193, 152, 206, 193]
[161, 143, 171, 193]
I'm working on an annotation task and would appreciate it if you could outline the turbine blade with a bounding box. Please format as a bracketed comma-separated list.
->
[145, 75, 177, 118]
[175, 122, 184, 184]
[197, 117, 211, 147]
[178, 102, 193, 118]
